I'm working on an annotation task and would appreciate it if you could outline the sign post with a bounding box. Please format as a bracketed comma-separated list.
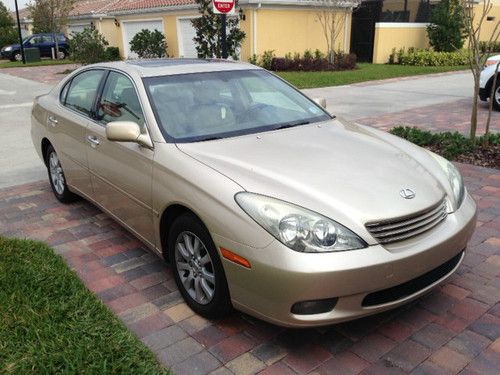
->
[212, 0, 235, 59]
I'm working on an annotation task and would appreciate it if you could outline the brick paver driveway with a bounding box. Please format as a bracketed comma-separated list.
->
[1, 162, 498, 374]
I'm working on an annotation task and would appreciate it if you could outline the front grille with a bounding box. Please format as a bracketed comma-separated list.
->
[362, 251, 463, 307]
[365, 198, 447, 244]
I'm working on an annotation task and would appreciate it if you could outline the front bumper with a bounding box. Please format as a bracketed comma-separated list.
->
[0, 50, 13, 59]
[479, 87, 490, 101]
[214, 193, 477, 327]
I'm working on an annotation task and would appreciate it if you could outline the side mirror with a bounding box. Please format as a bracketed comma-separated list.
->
[313, 97, 327, 109]
[106, 121, 153, 149]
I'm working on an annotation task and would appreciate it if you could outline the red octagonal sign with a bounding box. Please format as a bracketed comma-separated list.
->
[213, 0, 235, 14]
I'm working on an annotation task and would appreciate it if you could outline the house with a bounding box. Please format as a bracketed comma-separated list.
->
[63, 0, 355, 61]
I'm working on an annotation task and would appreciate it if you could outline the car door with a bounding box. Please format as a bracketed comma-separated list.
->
[47, 69, 106, 198]
[86, 70, 156, 247]
[39, 35, 54, 57]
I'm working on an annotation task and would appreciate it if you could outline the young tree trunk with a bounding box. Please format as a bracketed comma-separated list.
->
[470, 70, 481, 141]
[53, 31, 59, 59]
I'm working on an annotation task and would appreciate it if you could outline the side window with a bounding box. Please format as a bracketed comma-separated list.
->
[65, 70, 104, 117]
[96, 72, 145, 127]
[42, 35, 53, 43]
[60, 81, 70, 104]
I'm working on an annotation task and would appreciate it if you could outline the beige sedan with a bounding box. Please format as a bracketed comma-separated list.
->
[31, 60, 477, 327]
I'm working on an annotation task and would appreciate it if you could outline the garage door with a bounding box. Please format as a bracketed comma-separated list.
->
[178, 18, 198, 58]
[67, 24, 91, 37]
[122, 20, 163, 59]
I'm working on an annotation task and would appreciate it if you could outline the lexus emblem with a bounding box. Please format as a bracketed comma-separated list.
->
[400, 188, 416, 199]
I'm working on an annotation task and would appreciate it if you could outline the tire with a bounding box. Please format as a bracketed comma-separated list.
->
[57, 50, 66, 60]
[45, 145, 78, 203]
[10, 51, 21, 62]
[168, 213, 232, 319]
[493, 83, 500, 111]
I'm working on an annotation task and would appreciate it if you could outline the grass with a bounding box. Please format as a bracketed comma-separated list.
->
[0, 59, 75, 69]
[0, 237, 169, 374]
[275, 63, 467, 89]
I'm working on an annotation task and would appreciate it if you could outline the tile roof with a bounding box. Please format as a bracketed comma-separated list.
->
[107, 0, 195, 13]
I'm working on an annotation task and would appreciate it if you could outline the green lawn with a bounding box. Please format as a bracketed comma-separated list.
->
[0, 237, 169, 374]
[276, 63, 467, 89]
[0, 59, 75, 69]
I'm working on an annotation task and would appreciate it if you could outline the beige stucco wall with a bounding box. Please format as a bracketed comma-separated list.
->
[372, 23, 429, 64]
[254, 8, 351, 57]
[97, 19, 121, 49]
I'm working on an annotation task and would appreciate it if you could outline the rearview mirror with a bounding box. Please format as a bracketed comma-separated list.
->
[313, 97, 327, 109]
[106, 121, 153, 149]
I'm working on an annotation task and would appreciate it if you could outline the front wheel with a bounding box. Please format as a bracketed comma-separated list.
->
[168, 213, 232, 319]
[45, 145, 78, 203]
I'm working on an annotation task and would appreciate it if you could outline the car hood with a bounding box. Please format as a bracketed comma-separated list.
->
[177, 119, 449, 243]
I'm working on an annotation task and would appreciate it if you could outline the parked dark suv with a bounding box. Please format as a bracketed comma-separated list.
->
[1, 33, 68, 61]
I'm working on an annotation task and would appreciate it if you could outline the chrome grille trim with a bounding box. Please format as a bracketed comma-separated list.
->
[366, 199, 448, 244]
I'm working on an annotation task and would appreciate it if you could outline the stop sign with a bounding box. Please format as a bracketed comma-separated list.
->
[213, 0, 235, 14]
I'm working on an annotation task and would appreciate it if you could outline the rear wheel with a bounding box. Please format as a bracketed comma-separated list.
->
[45, 145, 78, 203]
[168, 213, 232, 319]
[493, 83, 500, 111]
[11, 51, 21, 62]
[57, 49, 66, 60]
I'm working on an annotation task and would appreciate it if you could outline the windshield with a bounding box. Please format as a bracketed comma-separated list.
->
[144, 70, 331, 142]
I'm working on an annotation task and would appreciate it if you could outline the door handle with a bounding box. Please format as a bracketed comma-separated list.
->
[86, 135, 100, 148]
[47, 115, 58, 126]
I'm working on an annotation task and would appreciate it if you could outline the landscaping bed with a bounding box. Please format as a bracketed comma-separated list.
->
[390, 127, 500, 169]
[0, 237, 169, 374]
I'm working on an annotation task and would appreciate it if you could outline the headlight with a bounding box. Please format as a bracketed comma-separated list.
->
[235, 193, 367, 252]
[3, 46, 12, 52]
[429, 152, 465, 210]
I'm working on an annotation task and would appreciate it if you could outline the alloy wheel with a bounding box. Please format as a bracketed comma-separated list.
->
[48, 151, 65, 195]
[174, 231, 216, 305]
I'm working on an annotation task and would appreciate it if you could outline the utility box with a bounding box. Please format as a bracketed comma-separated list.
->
[24, 48, 41, 63]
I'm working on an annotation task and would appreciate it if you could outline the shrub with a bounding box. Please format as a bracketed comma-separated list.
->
[248, 54, 258, 65]
[69, 28, 109, 64]
[0, 26, 17, 49]
[105, 47, 121, 61]
[479, 41, 500, 53]
[130, 29, 167, 58]
[270, 51, 356, 72]
[427, 0, 465, 52]
[259, 50, 275, 70]
[393, 48, 468, 66]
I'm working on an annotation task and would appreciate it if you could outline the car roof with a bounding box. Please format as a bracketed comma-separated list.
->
[92, 58, 261, 77]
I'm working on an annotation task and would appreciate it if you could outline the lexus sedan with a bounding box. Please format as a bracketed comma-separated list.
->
[31, 59, 477, 327]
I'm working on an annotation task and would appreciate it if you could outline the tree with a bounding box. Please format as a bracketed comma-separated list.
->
[191, 0, 245, 59]
[427, 0, 465, 52]
[28, 0, 75, 58]
[68, 28, 108, 64]
[130, 29, 167, 58]
[461, 0, 500, 140]
[0, 1, 17, 48]
[315, 0, 361, 64]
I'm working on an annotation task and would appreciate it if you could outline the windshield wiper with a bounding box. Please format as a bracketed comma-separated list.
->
[274, 121, 310, 130]
[199, 136, 223, 142]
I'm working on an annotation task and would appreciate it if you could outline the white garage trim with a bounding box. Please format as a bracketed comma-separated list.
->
[120, 18, 165, 59]
[176, 16, 200, 58]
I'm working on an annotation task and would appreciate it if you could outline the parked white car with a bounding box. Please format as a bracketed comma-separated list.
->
[479, 54, 500, 110]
